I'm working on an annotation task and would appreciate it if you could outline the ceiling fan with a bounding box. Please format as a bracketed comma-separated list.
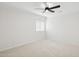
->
[35, 2, 61, 14]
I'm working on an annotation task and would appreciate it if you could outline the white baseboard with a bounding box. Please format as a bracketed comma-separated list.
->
[0, 39, 42, 52]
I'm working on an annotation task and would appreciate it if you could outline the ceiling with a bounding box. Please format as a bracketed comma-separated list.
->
[2, 2, 43, 15]
[1, 2, 79, 17]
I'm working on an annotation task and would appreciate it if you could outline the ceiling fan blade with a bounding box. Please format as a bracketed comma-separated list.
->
[35, 8, 44, 10]
[48, 9, 55, 13]
[50, 5, 60, 9]
[43, 2, 49, 7]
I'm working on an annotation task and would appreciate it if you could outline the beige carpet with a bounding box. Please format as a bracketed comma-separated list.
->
[0, 40, 79, 57]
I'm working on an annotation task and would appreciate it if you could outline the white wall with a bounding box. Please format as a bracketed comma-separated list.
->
[0, 3, 45, 51]
[47, 12, 79, 45]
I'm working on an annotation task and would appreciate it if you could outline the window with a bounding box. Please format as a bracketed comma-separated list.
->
[36, 20, 45, 31]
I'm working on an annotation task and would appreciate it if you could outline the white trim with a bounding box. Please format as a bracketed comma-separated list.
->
[0, 39, 42, 52]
